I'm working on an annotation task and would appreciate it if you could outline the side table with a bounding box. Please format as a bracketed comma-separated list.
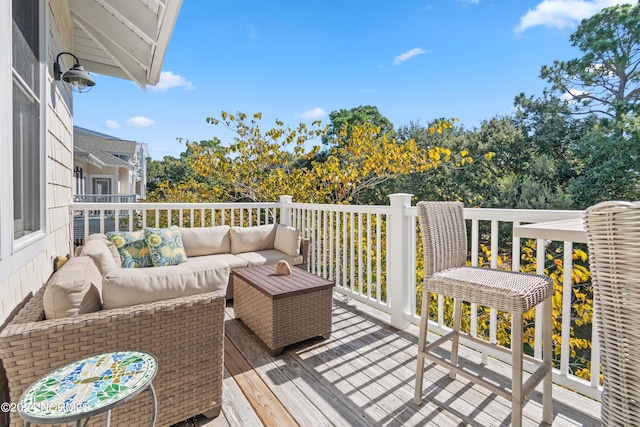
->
[17, 350, 157, 427]
[233, 265, 334, 356]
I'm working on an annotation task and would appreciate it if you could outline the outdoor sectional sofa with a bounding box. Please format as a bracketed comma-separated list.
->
[0, 223, 308, 426]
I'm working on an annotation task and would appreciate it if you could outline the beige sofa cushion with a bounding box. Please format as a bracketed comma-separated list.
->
[81, 239, 119, 275]
[86, 233, 121, 266]
[274, 225, 300, 257]
[230, 224, 277, 254]
[102, 257, 231, 310]
[199, 253, 249, 269]
[43, 256, 103, 319]
[236, 249, 304, 267]
[179, 226, 230, 256]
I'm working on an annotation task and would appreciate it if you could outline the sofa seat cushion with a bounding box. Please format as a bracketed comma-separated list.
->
[102, 257, 231, 309]
[230, 224, 277, 254]
[198, 253, 249, 269]
[43, 256, 103, 319]
[179, 226, 231, 256]
[235, 249, 304, 267]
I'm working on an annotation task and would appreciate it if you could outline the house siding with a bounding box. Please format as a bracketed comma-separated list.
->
[0, 0, 73, 325]
[0, 2, 74, 423]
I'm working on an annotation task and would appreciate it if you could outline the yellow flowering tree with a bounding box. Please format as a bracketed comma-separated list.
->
[179, 111, 460, 204]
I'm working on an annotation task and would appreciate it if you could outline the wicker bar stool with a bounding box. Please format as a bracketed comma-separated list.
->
[584, 201, 640, 427]
[414, 201, 554, 427]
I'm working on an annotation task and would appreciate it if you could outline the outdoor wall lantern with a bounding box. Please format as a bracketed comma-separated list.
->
[54, 52, 96, 93]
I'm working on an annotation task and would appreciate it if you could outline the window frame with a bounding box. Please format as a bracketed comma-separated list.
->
[0, 0, 47, 281]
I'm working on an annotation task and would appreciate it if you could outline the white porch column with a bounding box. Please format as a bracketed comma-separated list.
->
[388, 193, 413, 329]
[279, 195, 293, 225]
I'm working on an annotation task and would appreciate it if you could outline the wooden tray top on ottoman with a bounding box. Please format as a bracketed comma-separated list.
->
[233, 264, 335, 356]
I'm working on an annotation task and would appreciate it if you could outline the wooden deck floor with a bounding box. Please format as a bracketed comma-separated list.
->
[180, 295, 601, 427]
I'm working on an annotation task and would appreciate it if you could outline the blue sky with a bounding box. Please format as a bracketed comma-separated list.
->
[73, 0, 637, 159]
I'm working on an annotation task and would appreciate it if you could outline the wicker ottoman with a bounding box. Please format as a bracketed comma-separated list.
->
[233, 265, 334, 356]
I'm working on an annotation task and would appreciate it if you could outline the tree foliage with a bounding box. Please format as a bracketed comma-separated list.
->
[180, 111, 456, 205]
[540, 3, 640, 120]
[322, 105, 394, 146]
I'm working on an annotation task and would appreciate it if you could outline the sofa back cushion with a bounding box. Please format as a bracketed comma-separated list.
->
[81, 238, 119, 275]
[43, 256, 103, 319]
[230, 224, 277, 254]
[274, 224, 301, 256]
[179, 225, 231, 256]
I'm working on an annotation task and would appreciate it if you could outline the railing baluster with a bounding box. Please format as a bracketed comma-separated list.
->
[490, 220, 499, 348]
[561, 241, 573, 377]
[335, 211, 341, 284]
[367, 213, 372, 300]
[358, 212, 363, 296]
[329, 211, 334, 281]
[350, 212, 355, 293]
[342, 211, 347, 290]
[323, 210, 328, 279]
[376, 213, 382, 304]
[409, 216, 416, 312]
[591, 314, 601, 387]
[471, 219, 479, 340]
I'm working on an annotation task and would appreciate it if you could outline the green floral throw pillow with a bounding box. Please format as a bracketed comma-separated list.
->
[106, 230, 153, 268]
[145, 226, 187, 267]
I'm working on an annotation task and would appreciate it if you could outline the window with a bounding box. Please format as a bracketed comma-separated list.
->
[12, 0, 41, 240]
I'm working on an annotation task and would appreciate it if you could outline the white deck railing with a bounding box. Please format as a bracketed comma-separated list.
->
[71, 194, 601, 400]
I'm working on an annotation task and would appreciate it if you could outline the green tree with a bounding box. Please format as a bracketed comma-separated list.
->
[540, 3, 640, 121]
[322, 105, 394, 145]
[146, 139, 223, 201]
[146, 155, 194, 194]
[568, 116, 640, 207]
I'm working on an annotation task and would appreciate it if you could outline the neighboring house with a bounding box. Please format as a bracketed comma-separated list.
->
[74, 126, 148, 201]
[0, 1, 182, 422]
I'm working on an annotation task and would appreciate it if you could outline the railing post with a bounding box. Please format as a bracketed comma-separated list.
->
[388, 193, 413, 329]
[279, 195, 293, 225]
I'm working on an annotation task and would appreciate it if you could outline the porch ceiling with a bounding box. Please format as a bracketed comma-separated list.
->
[68, 0, 183, 89]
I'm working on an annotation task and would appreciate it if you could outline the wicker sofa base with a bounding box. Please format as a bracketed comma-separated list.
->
[234, 275, 332, 356]
[0, 285, 225, 427]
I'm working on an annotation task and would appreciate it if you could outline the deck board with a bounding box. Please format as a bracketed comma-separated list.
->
[182, 295, 601, 427]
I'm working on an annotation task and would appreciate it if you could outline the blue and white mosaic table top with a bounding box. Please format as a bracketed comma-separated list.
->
[19, 351, 157, 421]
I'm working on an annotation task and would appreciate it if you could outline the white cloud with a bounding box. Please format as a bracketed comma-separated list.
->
[150, 71, 194, 91]
[299, 107, 327, 120]
[393, 48, 429, 66]
[104, 120, 119, 129]
[126, 116, 155, 127]
[516, 0, 635, 33]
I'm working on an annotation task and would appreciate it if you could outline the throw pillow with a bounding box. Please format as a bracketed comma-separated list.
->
[145, 226, 188, 267]
[106, 230, 153, 268]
